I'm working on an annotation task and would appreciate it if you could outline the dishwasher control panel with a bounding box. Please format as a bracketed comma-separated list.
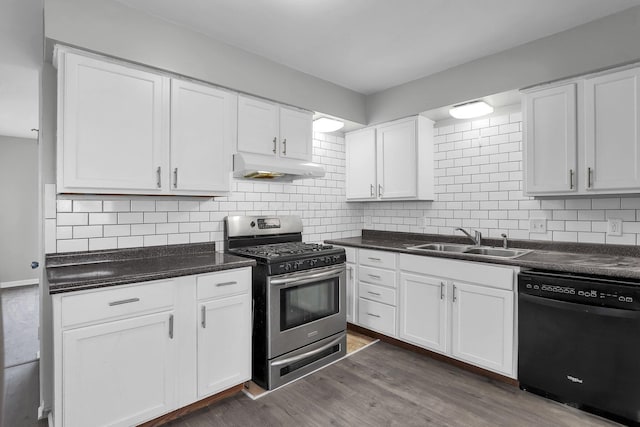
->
[519, 270, 640, 310]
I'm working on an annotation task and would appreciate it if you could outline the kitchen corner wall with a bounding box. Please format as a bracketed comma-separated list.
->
[365, 109, 640, 246]
[53, 133, 363, 253]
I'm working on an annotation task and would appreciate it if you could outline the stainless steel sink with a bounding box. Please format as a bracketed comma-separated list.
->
[407, 243, 473, 253]
[463, 247, 531, 258]
[407, 243, 531, 258]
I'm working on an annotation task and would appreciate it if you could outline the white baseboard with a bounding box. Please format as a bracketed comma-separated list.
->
[0, 278, 39, 289]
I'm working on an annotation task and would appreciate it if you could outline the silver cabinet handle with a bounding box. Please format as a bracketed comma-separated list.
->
[368, 274, 381, 279]
[169, 314, 174, 339]
[216, 281, 237, 287]
[569, 169, 574, 189]
[367, 291, 381, 296]
[370, 184, 374, 197]
[173, 168, 178, 188]
[368, 257, 381, 262]
[378, 184, 383, 197]
[156, 167, 161, 188]
[348, 266, 353, 280]
[201, 305, 206, 328]
[367, 312, 381, 318]
[108, 298, 140, 306]
[272, 137, 277, 154]
[282, 138, 287, 155]
[452, 284, 457, 302]
[587, 167, 593, 188]
[440, 282, 445, 300]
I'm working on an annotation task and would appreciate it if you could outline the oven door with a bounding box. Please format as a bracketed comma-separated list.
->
[267, 264, 346, 358]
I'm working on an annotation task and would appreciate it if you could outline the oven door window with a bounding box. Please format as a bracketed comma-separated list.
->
[280, 278, 339, 331]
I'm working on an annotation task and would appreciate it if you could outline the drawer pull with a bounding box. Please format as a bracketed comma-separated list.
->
[201, 305, 206, 328]
[367, 257, 381, 262]
[368, 274, 381, 279]
[367, 312, 381, 318]
[440, 282, 445, 300]
[216, 281, 237, 287]
[367, 291, 381, 296]
[169, 314, 174, 339]
[108, 298, 140, 307]
[453, 284, 457, 302]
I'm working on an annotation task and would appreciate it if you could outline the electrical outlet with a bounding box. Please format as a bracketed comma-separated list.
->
[529, 218, 547, 233]
[607, 218, 623, 236]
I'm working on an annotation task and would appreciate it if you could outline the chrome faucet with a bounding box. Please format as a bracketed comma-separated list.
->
[501, 233, 508, 249]
[455, 227, 482, 246]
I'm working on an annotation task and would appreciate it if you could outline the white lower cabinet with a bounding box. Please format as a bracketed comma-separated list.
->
[62, 311, 177, 427]
[398, 273, 448, 354]
[197, 294, 251, 398]
[450, 281, 514, 376]
[52, 267, 252, 427]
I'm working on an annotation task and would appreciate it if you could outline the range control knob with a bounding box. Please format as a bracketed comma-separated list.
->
[309, 259, 318, 266]
[284, 264, 291, 271]
[332, 255, 340, 262]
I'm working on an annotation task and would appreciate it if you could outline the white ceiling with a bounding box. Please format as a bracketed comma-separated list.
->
[116, 0, 640, 95]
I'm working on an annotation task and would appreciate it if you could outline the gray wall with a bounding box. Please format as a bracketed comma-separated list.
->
[44, 0, 367, 124]
[366, 5, 640, 124]
[0, 136, 38, 284]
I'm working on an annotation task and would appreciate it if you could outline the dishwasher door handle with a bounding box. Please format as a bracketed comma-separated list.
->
[520, 293, 640, 319]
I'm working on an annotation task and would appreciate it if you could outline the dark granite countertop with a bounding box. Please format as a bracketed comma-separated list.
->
[46, 242, 256, 294]
[326, 230, 640, 280]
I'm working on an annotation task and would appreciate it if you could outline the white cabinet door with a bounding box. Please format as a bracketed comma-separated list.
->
[237, 95, 279, 157]
[451, 281, 514, 376]
[197, 294, 251, 398]
[62, 311, 176, 427]
[58, 52, 169, 194]
[279, 106, 312, 161]
[585, 68, 640, 192]
[346, 262, 357, 324]
[524, 84, 577, 194]
[345, 128, 377, 200]
[399, 273, 447, 354]
[171, 80, 236, 194]
[377, 118, 417, 199]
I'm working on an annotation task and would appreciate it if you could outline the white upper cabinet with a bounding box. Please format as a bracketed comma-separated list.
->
[345, 116, 434, 201]
[377, 118, 418, 199]
[237, 96, 279, 157]
[170, 80, 236, 195]
[345, 128, 377, 200]
[524, 64, 640, 196]
[57, 50, 170, 194]
[523, 84, 577, 195]
[279, 106, 313, 160]
[237, 95, 313, 162]
[584, 67, 640, 192]
[56, 47, 235, 196]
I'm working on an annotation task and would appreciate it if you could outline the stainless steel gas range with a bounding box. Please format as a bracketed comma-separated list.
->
[224, 215, 347, 390]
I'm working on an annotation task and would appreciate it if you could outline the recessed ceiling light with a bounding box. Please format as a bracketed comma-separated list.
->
[313, 117, 344, 133]
[449, 101, 494, 119]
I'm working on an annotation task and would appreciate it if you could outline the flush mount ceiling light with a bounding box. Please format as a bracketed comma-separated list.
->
[313, 117, 344, 133]
[449, 101, 494, 119]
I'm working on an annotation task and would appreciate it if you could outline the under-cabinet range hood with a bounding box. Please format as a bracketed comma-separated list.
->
[233, 153, 325, 181]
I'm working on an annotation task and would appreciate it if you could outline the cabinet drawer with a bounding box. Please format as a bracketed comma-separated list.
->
[358, 298, 396, 336]
[359, 249, 396, 269]
[197, 268, 250, 300]
[359, 265, 396, 288]
[60, 279, 176, 328]
[359, 282, 396, 306]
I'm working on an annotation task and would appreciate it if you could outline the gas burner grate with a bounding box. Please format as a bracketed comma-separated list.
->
[233, 242, 334, 258]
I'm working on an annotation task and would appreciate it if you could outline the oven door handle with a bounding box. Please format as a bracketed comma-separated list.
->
[270, 265, 345, 287]
[271, 335, 344, 367]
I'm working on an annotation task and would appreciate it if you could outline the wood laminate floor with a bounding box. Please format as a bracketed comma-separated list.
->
[168, 341, 619, 427]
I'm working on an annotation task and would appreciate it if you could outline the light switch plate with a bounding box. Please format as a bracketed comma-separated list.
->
[607, 218, 623, 236]
[529, 218, 547, 233]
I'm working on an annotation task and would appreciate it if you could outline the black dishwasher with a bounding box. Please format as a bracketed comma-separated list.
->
[518, 270, 640, 425]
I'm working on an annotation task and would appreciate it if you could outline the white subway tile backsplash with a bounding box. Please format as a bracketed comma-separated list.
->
[144, 212, 168, 223]
[131, 224, 155, 235]
[117, 236, 143, 249]
[103, 200, 130, 212]
[89, 213, 118, 225]
[167, 233, 190, 245]
[103, 224, 131, 237]
[131, 200, 156, 212]
[57, 213, 88, 226]
[89, 237, 118, 251]
[156, 200, 179, 211]
[56, 200, 72, 213]
[58, 239, 88, 253]
[73, 200, 102, 212]
[143, 234, 168, 247]
[73, 225, 103, 239]
[118, 212, 144, 224]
